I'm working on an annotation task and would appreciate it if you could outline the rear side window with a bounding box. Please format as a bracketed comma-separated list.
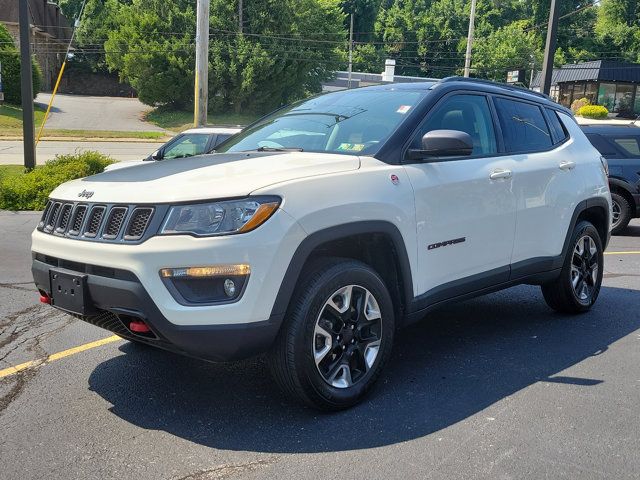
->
[585, 134, 621, 158]
[545, 109, 568, 144]
[494, 97, 552, 153]
[613, 137, 640, 156]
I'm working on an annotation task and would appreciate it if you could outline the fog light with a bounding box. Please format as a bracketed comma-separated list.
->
[223, 279, 236, 297]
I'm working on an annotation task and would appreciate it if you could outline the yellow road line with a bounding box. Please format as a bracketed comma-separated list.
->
[0, 335, 121, 379]
[604, 251, 640, 255]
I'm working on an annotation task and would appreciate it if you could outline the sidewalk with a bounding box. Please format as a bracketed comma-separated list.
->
[0, 140, 160, 165]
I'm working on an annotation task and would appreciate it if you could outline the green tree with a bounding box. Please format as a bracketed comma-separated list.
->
[595, 0, 640, 61]
[0, 24, 42, 105]
[104, 0, 345, 113]
[472, 20, 538, 81]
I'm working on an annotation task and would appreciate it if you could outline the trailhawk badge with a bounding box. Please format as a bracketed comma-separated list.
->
[78, 189, 94, 199]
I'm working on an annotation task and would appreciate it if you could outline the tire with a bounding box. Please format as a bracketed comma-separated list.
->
[268, 257, 395, 411]
[610, 192, 632, 235]
[541, 220, 604, 314]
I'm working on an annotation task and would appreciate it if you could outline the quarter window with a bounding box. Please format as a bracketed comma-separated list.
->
[411, 94, 497, 156]
[545, 109, 568, 144]
[494, 98, 552, 153]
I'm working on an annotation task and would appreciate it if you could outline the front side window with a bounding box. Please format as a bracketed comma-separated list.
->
[613, 137, 640, 156]
[217, 88, 429, 156]
[494, 97, 552, 153]
[411, 94, 497, 156]
[585, 133, 621, 158]
[163, 134, 210, 159]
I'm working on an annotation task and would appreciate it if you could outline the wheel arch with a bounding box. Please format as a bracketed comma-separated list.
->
[608, 179, 636, 210]
[270, 221, 414, 325]
[562, 198, 610, 258]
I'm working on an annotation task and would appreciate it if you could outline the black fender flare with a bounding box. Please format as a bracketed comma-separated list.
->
[557, 197, 611, 266]
[269, 221, 414, 318]
[608, 177, 637, 204]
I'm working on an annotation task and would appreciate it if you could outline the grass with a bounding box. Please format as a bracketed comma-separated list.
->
[0, 104, 168, 141]
[145, 107, 259, 132]
[0, 165, 27, 182]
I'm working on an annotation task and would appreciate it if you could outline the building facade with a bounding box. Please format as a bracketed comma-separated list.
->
[531, 60, 640, 116]
[0, 0, 72, 91]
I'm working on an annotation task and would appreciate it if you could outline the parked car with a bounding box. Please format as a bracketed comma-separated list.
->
[104, 127, 241, 171]
[32, 78, 611, 410]
[581, 124, 640, 234]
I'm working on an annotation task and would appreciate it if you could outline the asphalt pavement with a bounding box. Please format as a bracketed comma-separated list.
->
[35, 94, 166, 132]
[1, 213, 639, 479]
[0, 140, 161, 165]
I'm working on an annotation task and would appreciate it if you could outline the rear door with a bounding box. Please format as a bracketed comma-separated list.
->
[402, 93, 517, 297]
[496, 98, 583, 271]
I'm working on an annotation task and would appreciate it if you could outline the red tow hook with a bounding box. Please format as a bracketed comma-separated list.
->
[39, 293, 51, 304]
[129, 320, 151, 333]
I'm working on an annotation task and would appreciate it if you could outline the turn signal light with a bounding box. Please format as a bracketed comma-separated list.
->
[160, 264, 250, 278]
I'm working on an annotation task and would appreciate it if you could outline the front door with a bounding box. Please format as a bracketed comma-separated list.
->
[403, 93, 517, 299]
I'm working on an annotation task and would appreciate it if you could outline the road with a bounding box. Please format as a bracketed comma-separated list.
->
[0, 140, 161, 165]
[1, 214, 639, 480]
[35, 94, 165, 132]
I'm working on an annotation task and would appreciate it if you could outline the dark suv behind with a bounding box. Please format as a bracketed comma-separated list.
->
[582, 124, 640, 234]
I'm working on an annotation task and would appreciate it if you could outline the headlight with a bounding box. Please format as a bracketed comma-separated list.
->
[160, 196, 280, 236]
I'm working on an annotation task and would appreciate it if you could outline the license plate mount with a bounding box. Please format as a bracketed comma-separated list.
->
[49, 269, 96, 315]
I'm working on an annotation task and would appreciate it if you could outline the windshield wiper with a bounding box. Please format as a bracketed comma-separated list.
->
[243, 146, 304, 152]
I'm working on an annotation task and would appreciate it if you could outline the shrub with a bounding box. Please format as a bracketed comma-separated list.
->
[577, 104, 609, 119]
[571, 97, 591, 113]
[0, 24, 43, 104]
[0, 151, 114, 211]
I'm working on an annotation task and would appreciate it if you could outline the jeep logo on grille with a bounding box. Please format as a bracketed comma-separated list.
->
[78, 189, 94, 199]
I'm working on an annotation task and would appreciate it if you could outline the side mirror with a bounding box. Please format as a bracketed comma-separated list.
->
[406, 130, 474, 161]
[148, 150, 162, 161]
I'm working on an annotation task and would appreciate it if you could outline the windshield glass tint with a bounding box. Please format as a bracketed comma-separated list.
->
[217, 89, 427, 156]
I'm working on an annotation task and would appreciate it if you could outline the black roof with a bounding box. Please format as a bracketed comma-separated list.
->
[531, 60, 640, 87]
[356, 77, 570, 113]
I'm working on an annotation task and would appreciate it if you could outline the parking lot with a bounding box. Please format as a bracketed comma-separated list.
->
[1, 212, 639, 480]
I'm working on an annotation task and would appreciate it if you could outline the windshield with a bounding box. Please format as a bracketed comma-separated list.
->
[216, 88, 427, 156]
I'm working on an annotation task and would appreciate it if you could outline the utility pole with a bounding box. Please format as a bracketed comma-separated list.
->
[463, 0, 477, 78]
[540, 0, 560, 95]
[194, 0, 210, 127]
[238, 0, 243, 33]
[347, 13, 354, 88]
[19, 0, 35, 169]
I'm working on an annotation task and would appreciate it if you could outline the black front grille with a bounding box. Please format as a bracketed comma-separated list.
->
[103, 207, 128, 239]
[84, 206, 105, 237]
[45, 202, 61, 232]
[69, 205, 87, 235]
[55, 204, 73, 233]
[125, 208, 153, 240]
[37, 200, 165, 244]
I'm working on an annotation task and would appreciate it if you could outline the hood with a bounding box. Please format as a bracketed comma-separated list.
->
[49, 152, 360, 204]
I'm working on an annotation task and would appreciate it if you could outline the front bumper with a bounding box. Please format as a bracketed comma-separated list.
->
[32, 257, 283, 361]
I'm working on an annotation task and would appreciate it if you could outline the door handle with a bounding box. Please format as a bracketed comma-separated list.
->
[559, 161, 576, 171]
[489, 169, 512, 180]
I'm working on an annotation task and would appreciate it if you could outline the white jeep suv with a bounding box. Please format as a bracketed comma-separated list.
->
[32, 78, 611, 410]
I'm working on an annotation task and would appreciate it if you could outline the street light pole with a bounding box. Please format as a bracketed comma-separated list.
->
[463, 0, 477, 78]
[19, 0, 35, 170]
[194, 0, 210, 127]
[540, 0, 560, 95]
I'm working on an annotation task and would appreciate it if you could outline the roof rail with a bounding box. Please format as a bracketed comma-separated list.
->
[439, 76, 552, 101]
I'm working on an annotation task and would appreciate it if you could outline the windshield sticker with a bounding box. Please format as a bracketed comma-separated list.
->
[337, 143, 365, 152]
[397, 105, 411, 114]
